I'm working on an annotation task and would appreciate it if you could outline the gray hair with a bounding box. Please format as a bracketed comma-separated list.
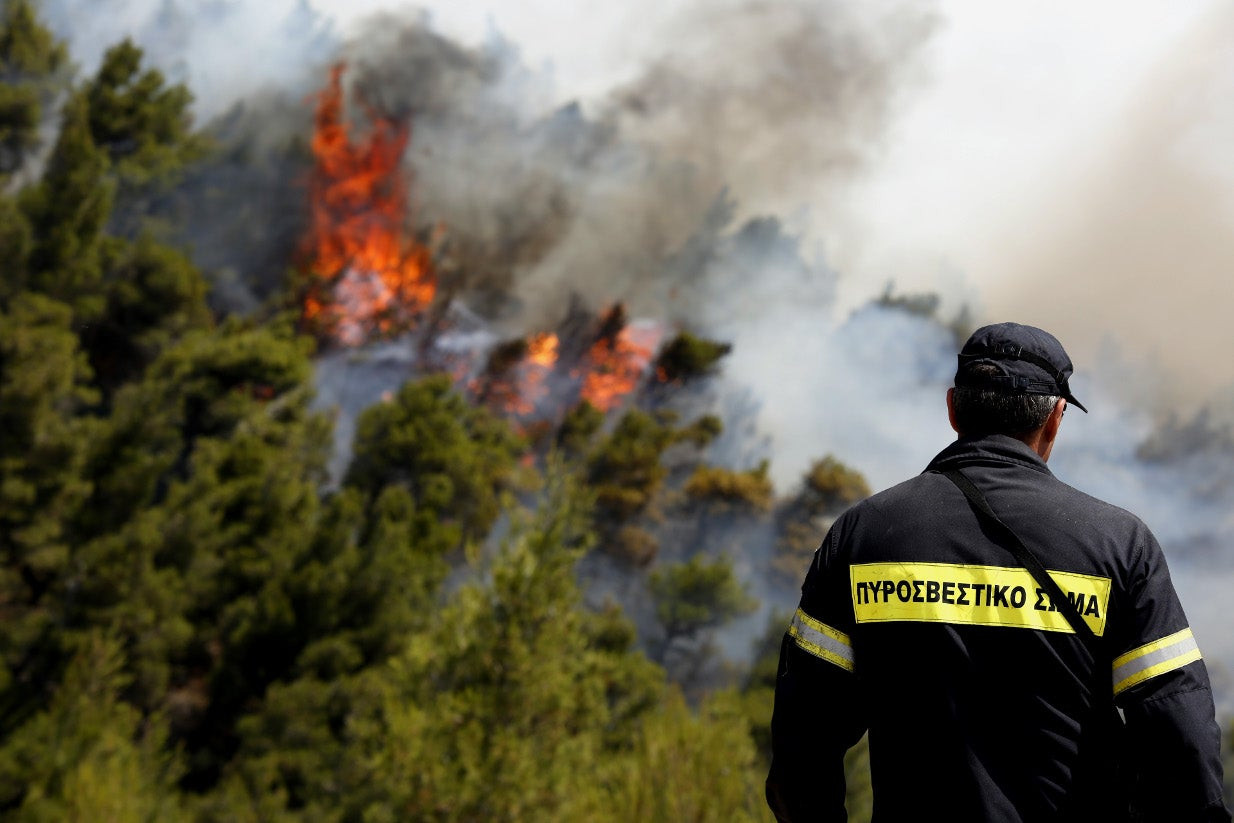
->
[952, 364, 1058, 436]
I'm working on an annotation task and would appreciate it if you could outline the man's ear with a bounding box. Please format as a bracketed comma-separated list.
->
[1037, 398, 1067, 461]
[1043, 397, 1066, 440]
[947, 388, 960, 435]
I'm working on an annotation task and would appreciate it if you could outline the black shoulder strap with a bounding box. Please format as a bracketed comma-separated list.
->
[935, 468, 1097, 643]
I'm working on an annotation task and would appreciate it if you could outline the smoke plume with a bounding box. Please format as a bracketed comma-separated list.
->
[982, 3, 1234, 414]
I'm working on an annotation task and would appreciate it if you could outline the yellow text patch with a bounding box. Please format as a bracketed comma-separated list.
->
[850, 562, 1110, 636]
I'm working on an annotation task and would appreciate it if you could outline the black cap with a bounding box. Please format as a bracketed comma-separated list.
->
[955, 322, 1088, 413]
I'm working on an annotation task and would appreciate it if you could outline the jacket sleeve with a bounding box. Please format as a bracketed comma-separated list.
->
[766, 521, 867, 822]
[1111, 529, 1230, 822]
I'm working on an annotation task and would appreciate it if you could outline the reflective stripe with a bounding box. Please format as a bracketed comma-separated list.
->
[1112, 628, 1202, 696]
[788, 608, 854, 673]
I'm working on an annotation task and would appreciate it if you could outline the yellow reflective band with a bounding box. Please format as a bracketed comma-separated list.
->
[850, 562, 1111, 636]
[1112, 628, 1202, 696]
[788, 608, 854, 673]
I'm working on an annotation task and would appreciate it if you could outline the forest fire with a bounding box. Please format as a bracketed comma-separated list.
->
[470, 313, 662, 419]
[522, 332, 560, 408]
[302, 64, 435, 345]
[470, 332, 561, 417]
[301, 68, 664, 418]
[578, 324, 660, 411]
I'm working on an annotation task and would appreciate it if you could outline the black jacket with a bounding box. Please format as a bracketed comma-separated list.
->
[766, 434, 1230, 822]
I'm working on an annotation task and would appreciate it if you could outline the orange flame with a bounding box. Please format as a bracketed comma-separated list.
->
[477, 332, 560, 417]
[579, 324, 659, 411]
[527, 332, 560, 367]
[519, 332, 559, 412]
[303, 64, 434, 344]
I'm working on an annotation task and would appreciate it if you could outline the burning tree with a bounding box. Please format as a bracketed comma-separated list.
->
[301, 64, 434, 345]
[296, 69, 672, 427]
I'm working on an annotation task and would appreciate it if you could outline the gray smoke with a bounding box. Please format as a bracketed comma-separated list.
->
[325, 2, 938, 329]
[982, 2, 1234, 413]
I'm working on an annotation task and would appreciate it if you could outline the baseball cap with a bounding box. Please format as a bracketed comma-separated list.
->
[955, 322, 1088, 413]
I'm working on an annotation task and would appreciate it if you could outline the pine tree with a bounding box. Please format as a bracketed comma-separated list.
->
[0, 0, 68, 179]
[83, 39, 203, 184]
[652, 331, 732, 384]
[0, 293, 96, 726]
[650, 554, 757, 644]
[85, 231, 212, 392]
[0, 633, 186, 820]
[682, 459, 774, 550]
[16, 33, 210, 385]
[0, 190, 33, 300]
[20, 90, 112, 320]
[774, 454, 870, 581]
[345, 374, 525, 547]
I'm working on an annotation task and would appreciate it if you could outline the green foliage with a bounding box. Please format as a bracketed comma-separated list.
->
[0, 8, 794, 819]
[17, 33, 206, 338]
[650, 554, 757, 640]
[0, 0, 68, 178]
[21, 90, 112, 319]
[299, 484, 455, 667]
[0, 293, 95, 546]
[608, 524, 660, 567]
[587, 408, 680, 520]
[774, 454, 871, 581]
[144, 320, 312, 440]
[0, 29, 219, 738]
[876, 283, 973, 348]
[363, 469, 622, 819]
[677, 412, 723, 448]
[556, 399, 604, 456]
[800, 455, 871, 511]
[84, 38, 204, 183]
[654, 331, 732, 383]
[85, 230, 212, 391]
[0, 293, 96, 709]
[684, 460, 774, 515]
[345, 374, 524, 546]
[0, 1, 65, 76]
[0, 191, 33, 299]
[218, 469, 613, 819]
[740, 612, 789, 765]
[56, 324, 330, 782]
[603, 688, 767, 822]
[0, 633, 186, 820]
[0, 81, 40, 173]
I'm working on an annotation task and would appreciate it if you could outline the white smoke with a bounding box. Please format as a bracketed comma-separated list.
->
[967, 3, 1234, 413]
[41, 0, 335, 121]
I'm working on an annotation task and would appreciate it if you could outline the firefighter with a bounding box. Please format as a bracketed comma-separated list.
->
[766, 322, 1230, 822]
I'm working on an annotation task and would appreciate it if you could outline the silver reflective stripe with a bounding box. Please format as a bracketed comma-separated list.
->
[788, 608, 855, 673]
[1112, 628, 1202, 696]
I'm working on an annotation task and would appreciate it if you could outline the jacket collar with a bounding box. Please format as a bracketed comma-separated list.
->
[925, 434, 1053, 476]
